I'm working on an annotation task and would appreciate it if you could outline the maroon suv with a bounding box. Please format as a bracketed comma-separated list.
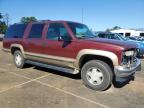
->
[3, 20, 141, 91]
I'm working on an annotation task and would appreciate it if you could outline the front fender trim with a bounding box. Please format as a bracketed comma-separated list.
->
[75, 49, 119, 69]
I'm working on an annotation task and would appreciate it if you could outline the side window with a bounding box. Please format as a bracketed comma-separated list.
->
[29, 24, 44, 38]
[140, 33, 144, 36]
[47, 23, 70, 40]
[98, 34, 107, 38]
[109, 34, 118, 40]
[119, 33, 124, 36]
[125, 33, 131, 37]
[5, 24, 27, 38]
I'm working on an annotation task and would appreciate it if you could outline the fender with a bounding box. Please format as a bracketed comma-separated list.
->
[74, 49, 119, 69]
[10, 44, 25, 57]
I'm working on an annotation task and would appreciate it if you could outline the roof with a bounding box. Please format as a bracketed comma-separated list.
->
[110, 28, 144, 32]
[95, 31, 114, 34]
[14, 20, 82, 25]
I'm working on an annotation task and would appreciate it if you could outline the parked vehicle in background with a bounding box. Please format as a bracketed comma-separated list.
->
[3, 20, 141, 91]
[127, 37, 137, 40]
[127, 36, 144, 56]
[95, 32, 144, 57]
[0, 34, 4, 41]
[138, 37, 144, 41]
[110, 28, 144, 37]
[128, 36, 144, 43]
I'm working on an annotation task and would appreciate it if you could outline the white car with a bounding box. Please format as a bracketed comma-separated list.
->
[0, 34, 4, 41]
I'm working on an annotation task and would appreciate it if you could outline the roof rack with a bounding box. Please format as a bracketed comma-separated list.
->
[13, 20, 51, 24]
[36, 20, 51, 22]
[13, 22, 24, 24]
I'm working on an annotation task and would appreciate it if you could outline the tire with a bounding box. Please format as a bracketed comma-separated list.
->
[81, 60, 113, 91]
[13, 50, 25, 68]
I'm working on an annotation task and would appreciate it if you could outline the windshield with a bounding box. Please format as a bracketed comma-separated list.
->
[96, 33, 128, 41]
[128, 37, 137, 40]
[67, 22, 94, 39]
[116, 33, 128, 41]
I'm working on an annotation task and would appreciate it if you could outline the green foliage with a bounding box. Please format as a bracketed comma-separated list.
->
[0, 13, 2, 19]
[113, 26, 121, 30]
[106, 28, 111, 32]
[0, 13, 8, 34]
[0, 22, 7, 34]
[106, 26, 121, 32]
[20, 17, 37, 23]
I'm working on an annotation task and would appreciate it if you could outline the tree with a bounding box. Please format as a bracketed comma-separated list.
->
[0, 13, 8, 34]
[0, 13, 2, 19]
[0, 22, 7, 34]
[113, 26, 121, 30]
[20, 17, 37, 23]
[3, 13, 10, 26]
[105, 26, 121, 32]
[106, 28, 111, 32]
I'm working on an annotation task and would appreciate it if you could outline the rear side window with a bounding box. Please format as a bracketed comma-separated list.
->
[28, 24, 44, 38]
[5, 24, 27, 38]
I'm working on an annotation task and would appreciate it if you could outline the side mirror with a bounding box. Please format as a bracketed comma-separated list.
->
[58, 36, 72, 42]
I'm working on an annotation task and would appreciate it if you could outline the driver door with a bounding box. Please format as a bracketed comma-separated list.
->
[43, 22, 76, 67]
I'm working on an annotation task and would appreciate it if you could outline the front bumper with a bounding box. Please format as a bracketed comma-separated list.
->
[114, 59, 141, 82]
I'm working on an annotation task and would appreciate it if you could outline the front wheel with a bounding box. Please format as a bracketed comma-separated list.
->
[13, 50, 25, 68]
[81, 60, 113, 91]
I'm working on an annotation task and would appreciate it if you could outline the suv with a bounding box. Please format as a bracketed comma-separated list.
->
[3, 20, 141, 91]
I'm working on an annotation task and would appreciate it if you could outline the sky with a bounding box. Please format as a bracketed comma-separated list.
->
[0, 0, 144, 31]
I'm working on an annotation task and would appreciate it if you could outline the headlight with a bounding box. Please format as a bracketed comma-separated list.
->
[134, 49, 138, 56]
[137, 48, 140, 52]
[124, 51, 134, 56]
[121, 50, 137, 66]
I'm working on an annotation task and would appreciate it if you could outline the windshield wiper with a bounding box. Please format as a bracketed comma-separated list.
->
[77, 35, 95, 39]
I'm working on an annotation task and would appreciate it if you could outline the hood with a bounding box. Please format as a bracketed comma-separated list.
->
[128, 40, 144, 44]
[128, 40, 144, 48]
[87, 38, 137, 50]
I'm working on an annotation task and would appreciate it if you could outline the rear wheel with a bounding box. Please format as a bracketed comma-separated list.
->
[81, 60, 113, 91]
[13, 50, 25, 68]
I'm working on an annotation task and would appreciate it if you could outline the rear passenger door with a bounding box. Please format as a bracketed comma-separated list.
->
[23, 23, 45, 54]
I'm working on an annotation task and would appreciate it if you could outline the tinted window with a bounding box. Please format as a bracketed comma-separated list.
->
[98, 34, 108, 38]
[108, 34, 119, 40]
[140, 33, 144, 36]
[119, 33, 124, 36]
[98, 33, 122, 40]
[5, 24, 27, 38]
[125, 33, 130, 37]
[29, 24, 44, 38]
[47, 23, 69, 40]
[129, 37, 136, 40]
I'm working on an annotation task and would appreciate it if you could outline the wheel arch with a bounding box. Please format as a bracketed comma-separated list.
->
[10, 44, 25, 57]
[75, 49, 119, 70]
